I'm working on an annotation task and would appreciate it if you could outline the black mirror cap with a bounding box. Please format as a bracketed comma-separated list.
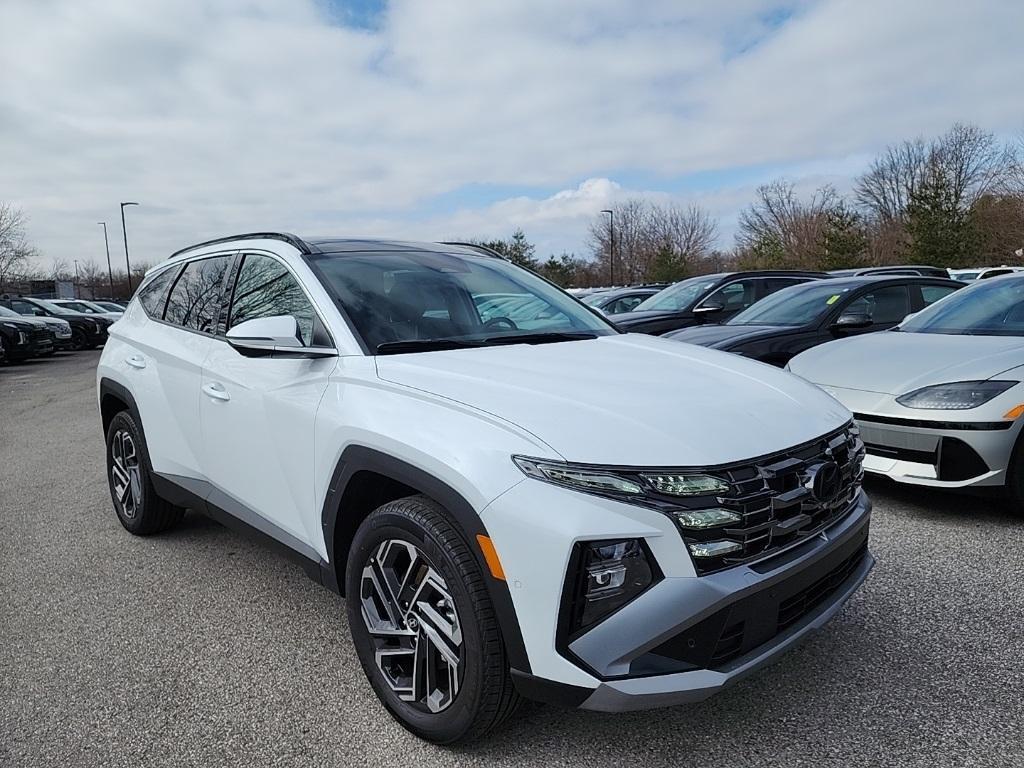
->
[833, 313, 872, 329]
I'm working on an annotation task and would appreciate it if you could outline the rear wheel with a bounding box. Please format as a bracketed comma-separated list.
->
[70, 329, 88, 351]
[345, 495, 521, 743]
[105, 410, 184, 534]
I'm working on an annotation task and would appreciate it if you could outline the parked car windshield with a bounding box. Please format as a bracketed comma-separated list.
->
[900, 276, 1024, 336]
[36, 300, 78, 316]
[728, 282, 853, 326]
[633, 276, 720, 312]
[308, 250, 617, 353]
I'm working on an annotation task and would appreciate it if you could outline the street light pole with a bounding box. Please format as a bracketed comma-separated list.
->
[120, 201, 139, 293]
[73, 260, 81, 298]
[601, 209, 615, 286]
[98, 222, 114, 297]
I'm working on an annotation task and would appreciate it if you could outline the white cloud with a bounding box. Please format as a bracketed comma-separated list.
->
[0, 0, 1021, 269]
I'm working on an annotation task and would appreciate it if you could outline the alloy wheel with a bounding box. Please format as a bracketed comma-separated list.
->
[360, 539, 463, 713]
[110, 429, 142, 519]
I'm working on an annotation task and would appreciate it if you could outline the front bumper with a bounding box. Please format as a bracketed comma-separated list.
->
[855, 414, 1019, 489]
[577, 492, 872, 711]
[484, 476, 873, 709]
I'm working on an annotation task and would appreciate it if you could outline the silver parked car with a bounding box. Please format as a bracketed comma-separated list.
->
[788, 273, 1024, 509]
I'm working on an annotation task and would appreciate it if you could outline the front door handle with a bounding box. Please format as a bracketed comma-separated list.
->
[126, 355, 146, 369]
[202, 382, 231, 402]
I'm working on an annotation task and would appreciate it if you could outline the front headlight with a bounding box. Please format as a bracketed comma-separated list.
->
[513, 457, 732, 500]
[896, 380, 1017, 410]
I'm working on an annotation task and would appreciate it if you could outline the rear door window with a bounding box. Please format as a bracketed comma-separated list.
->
[920, 284, 958, 307]
[164, 256, 233, 333]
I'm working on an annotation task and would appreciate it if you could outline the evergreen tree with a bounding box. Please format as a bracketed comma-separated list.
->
[905, 171, 977, 267]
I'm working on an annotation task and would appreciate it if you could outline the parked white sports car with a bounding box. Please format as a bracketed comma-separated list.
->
[789, 273, 1024, 508]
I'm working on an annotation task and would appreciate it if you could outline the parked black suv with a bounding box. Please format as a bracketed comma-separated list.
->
[0, 314, 54, 361]
[607, 270, 828, 335]
[2, 297, 110, 350]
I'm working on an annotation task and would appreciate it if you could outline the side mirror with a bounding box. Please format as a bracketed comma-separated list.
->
[693, 300, 724, 315]
[832, 312, 872, 330]
[226, 315, 336, 359]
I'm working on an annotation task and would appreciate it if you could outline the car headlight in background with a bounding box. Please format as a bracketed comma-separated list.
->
[896, 380, 1017, 410]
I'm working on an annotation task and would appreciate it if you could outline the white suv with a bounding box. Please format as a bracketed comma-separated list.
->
[97, 234, 873, 743]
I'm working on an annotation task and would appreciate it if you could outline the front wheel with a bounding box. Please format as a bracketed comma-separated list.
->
[345, 495, 521, 743]
[70, 329, 88, 351]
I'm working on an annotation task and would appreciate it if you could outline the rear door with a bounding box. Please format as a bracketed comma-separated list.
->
[119, 254, 234, 479]
[200, 251, 336, 552]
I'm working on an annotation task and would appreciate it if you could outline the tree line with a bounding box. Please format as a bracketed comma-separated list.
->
[479, 123, 1024, 286]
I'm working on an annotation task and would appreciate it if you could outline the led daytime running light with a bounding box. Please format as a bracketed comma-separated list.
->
[642, 473, 729, 496]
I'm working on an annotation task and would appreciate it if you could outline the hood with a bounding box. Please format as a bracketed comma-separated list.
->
[607, 309, 687, 328]
[667, 324, 790, 349]
[1, 317, 38, 330]
[375, 333, 850, 466]
[789, 332, 1024, 394]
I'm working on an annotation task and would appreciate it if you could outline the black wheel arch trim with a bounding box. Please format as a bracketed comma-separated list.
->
[321, 444, 532, 674]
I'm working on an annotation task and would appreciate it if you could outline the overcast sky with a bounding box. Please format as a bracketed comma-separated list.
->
[2, 0, 1022, 271]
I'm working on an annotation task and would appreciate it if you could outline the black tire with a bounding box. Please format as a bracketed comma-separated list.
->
[345, 495, 521, 744]
[1005, 437, 1024, 516]
[70, 329, 88, 351]
[105, 410, 184, 535]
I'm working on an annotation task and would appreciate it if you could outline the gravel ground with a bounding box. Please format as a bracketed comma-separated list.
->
[2, 350, 1023, 767]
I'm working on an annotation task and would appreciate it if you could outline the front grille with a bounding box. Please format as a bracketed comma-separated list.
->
[680, 423, 864, 575]
[29, 328, 52, 345]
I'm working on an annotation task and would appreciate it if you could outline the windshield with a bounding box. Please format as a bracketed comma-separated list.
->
[729, 282, 853, 326]
[900, 276, 1024, 336]
[633, 276, 720, 312]
[94, 301, 124, 312]
[57, 300, 95, 312]
[953, 271, 980, 281]
[581, 293, 608, 306]
[37, 300, 77, 316]
[0, 306, 24, 319]
[308, 250, 617, 353]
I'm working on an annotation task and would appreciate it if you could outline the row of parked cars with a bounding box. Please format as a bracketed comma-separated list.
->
[0, 296, 124, 364]
[580, 263, 1024, 508]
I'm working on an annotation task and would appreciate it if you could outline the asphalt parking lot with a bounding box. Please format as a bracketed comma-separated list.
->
[2, 350, 1023, 767]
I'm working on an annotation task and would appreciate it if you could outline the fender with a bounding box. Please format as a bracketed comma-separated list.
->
[98, 377, 145, 441]
[322, 444, 531, 674]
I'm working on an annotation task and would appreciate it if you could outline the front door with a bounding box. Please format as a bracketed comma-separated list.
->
[200, 252, 336, 556]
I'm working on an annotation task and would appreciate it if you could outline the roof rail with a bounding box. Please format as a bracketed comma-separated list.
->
[169, 232, 311, 259]
[438, 241, 504, 259]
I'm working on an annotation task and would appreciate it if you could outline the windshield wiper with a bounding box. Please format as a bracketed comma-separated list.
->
[376, 331, 598, 355]
[376, 338, 488, 354]
[481, 331, 599, 346]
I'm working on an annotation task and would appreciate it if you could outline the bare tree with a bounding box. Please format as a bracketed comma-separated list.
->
[736, 181, 840, 268]
[588, 199, 718, 284]
[854, 138, 929, 223]
[0, 203, 35, 293]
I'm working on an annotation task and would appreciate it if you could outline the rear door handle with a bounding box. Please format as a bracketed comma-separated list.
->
[126, 355, 146, 369]
[202, 382, 231, 402]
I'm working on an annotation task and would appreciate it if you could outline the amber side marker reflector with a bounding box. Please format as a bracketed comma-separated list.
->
[476, 535, 506, 581]
[1004, 404, 1024, 420]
